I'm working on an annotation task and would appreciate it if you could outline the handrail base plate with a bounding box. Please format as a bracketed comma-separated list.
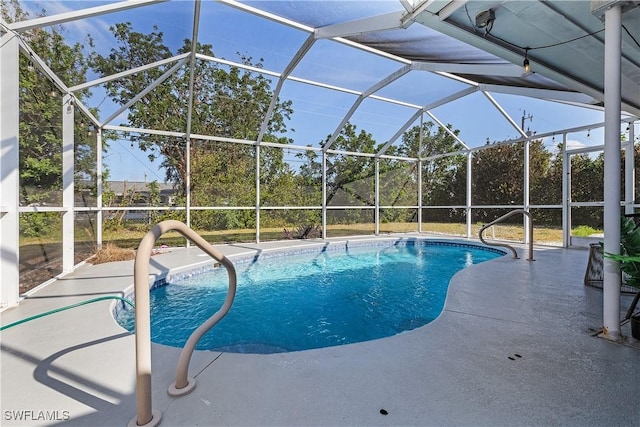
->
[168, 377, 196, 397]
[128, 409, 161, 427]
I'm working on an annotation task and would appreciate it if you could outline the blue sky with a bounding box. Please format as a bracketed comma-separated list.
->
[20, 0, 633, 182]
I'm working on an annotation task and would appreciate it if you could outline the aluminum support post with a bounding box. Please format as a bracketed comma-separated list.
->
[375, 159, 380, 236]
[417, 160, 422, 233]
[466, 151, 473, 238]
[256, 144, 261, 243]
[0, 34, 20, 309]
[562, 134, 571, 247]
[62, 95, 75, 272]
[322, 152, 327, 239]
[602, 4, 622, 338]
[523, 139, 531, 244]
[625, 123, 635, 215]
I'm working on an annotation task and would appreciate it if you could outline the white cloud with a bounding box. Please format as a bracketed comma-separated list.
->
[566, 139, 586, 150]
[20, 1, 114, 52]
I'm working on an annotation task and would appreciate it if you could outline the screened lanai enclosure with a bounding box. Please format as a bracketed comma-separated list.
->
[1, 0, 639, 334]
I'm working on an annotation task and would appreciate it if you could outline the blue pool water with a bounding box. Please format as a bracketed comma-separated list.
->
[116, 241, 502, 353]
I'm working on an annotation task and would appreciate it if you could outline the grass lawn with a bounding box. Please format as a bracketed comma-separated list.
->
[18, 221, 591, 293]
[93, 221, 567, 247]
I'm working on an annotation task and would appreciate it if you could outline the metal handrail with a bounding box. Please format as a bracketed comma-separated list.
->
[129, 220, 237, 427]
[479, 209, 534, 261]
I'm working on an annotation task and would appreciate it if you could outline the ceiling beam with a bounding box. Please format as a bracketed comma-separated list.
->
[413, 61, 525, 77]
[477, 83, 601, 105]
[400, 0, 439, 26]
[436, 0, 470, 21]
[315, 11, 407, 39]
[413, 8, 640, 117]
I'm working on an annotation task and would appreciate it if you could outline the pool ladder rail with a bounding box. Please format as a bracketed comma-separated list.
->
[478, 209, 534, 261]
[129, 220, 237, 427]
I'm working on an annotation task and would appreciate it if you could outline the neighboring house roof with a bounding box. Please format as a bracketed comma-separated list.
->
[104, 181, 176, 196]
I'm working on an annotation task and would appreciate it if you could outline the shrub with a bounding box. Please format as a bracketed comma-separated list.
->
[572, 225, 602, 237]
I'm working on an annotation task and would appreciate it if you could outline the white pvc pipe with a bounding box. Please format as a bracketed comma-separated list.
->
[466, 152, 472, 238]
[625, 123, 635, 215]
[602, 4, 622, 338]
[322, 152, 327, 239]
[417, 159, 423, 232]
[375, 159, 380, 236]
[62, 95, 75, 272]
[562, 133, 570, 248]
[523, 140, 530, 245]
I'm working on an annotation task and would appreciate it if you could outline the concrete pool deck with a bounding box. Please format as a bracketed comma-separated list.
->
[1, 234, 639, 426]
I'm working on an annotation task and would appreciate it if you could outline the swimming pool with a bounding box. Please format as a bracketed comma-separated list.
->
[116, 240, 503, 353]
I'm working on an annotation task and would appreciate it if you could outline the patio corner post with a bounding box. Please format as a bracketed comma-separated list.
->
[62, 94, 75, 273]
[602, 3, 622, 339]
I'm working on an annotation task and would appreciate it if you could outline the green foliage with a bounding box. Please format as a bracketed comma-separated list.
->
[571, 225, 602, 237]
[19, 212, 61, 238]
[393, 121, 465, 222]
[9, 7, 625, 237]
[90, 24, 292, 191]
[146, 180, 161, 224]
[2, 0, 101, 237]
[604, 217, 640, 289]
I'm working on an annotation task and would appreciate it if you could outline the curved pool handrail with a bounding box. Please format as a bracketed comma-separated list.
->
[130, 220, 237, 427]
[479, 209, 534, 261]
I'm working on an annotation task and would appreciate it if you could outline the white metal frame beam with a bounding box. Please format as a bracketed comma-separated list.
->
[424, 110, 469, 149]
[482, 91, 528, 138]
[0, 33, 20, 309]
[7, 0, 168, 32]
[323, 64, 413, 151]
[102, 58, 189, 126]
[314, 11, 407, 39]
[69, 54, 190, 93]
[377, 86, 477, 156]
[477, 83, 601, 106]
[256, 34, 316, 144]
[184, 0, 202, 233]
[602, 5, 623, 339]
[412, 61, 525, 78]
[61, 94, 75, 272]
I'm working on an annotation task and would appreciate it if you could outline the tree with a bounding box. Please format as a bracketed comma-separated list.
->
[2, 0, 96, 236]
[390, 121, 465, 222]
[472, 139, 553, 223]
[326, 123, 378, 207]
[89, 23, 294, 229]
[295, 123, 380, 225]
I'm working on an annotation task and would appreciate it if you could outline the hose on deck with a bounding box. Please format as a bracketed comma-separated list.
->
[0, 296, 134, 332]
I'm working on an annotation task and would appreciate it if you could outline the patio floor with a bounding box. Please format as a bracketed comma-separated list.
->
[1, 235, 639, 426]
